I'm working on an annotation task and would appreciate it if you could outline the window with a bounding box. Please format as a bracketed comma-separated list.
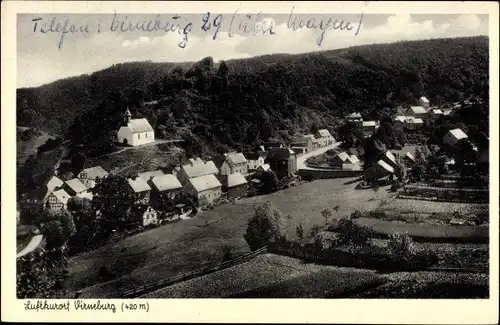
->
[138, 133, 141, 139]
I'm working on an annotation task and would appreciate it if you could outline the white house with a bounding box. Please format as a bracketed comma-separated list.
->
[315, 129, 335, 147]
[149, 174, 183, 199]
[138, 170, 164, 182]
[443, 128, 468, 147]
[127, 176, 151, 205]
[117, 108, 155, 147]
[129, 205, 159, 227]
[77, 166, 108, 189]
[245, 152, 265, 171]
[430, 109, 443, 121]
[220, 152, 249, 175]
[406, 106, 429, 120]
[63, 178, 87, 196]
[405, 117, 424, 130]
[419, 96, 430, 109]
[183, 174, 222, 206]
[43, 188, 70, 211]
[177, 159, 219, 185]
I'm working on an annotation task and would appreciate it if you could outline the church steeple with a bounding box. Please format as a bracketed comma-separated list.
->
[123, 107, 132, 125]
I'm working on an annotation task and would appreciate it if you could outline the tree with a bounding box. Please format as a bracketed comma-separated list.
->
[321, 208, 333, 226]
[296, 223, 304, 239]
[17, 251, 60, 298]
[335, 218, 373, 248]
[91, 175, 135, 234]
[259, 170, 280, 194]
[387, 232, 415, 263]
[244, 202, 285, 251]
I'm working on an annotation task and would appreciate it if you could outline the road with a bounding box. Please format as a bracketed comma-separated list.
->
[296, 142, 342, 170]
[17, 235, 44, 259]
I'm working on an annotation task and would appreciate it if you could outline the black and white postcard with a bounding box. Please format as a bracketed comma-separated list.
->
[2, 1, 499, 323]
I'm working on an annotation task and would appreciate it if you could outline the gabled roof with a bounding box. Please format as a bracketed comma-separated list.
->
[316, 129, 331, 138]
[79, 166, 108, 180]
[256, 164, 271, 172]
[244, 152, 264, 161]
[64, 178, 87, 194]
[384, 151, 397, 165]
[406, 117, 424, 124]
[445, 128, 468, 141]
[419, 96, 429, 103]
[49, 189, 71, 205]
[347, 112, 362, 118]
[350, 155, 360, 164]
[125, 118, 154, 133]
[443, 110, 453, 116]
[432, 109, 443, 115]
[394, 116, 407, 123]
[129, 204, 156, 218]
[151, 174, 182, 192]
[266, 148, 294, 160]
[227, 173, 248, 187]
[303, 134, 319, 144]
[47, 176, 64, 192]
[226, 152, 248, 165]
[336, 152, 351, 162]
[405, 152, 416, 162]
[127, 177, 151, 193]
[362, 121, 377, 127]
[182, 160, 219, 178]
[408, 106, 428, 114]
[187, 174, 222, 192]
[138, 170, 164, 181]
[376, 160, 395, 173]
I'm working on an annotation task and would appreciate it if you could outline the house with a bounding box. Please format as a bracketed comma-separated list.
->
[362, 121, 378, 133]
[374, 159, 395, 177]
[176, 159, 219, 185]
[346, 112, 363, 125]
[291, 136, 314, 154]
[262, 141, 283, 151]
[129, 205, 159, 227]
[330, 152, 354, 169]
[224, 172, 248, 198]
[406, 106, 429, 120]
[419, 96, 430, 109]
[46, 175, 64, 193]
[382, 151, 399, 170]
[183, 174, 222, 206]
[393, 116, 407, 129]
[403, 152, 416, 166]
[220, 152, 249, 176]
[43, 188, 70, 211]
[63, 178, 87, 196]
[315, 129, 335, 147]
[127, 176, 151, 205]
[430, 109, 443, 121]
[304, 134, 320, 149]
[350, 155, 360, 165]
[117, 108, 155, 146]
[138, 170, 164, 182]
[244, 152, 265, 171]
[77, 166, 108, 189]
[443, 128, 468, 147]
[149, 174, 183, 199]
[255, 163, 271, 175]
[265, 148, 297, 179]
[405, 117, 424, 130]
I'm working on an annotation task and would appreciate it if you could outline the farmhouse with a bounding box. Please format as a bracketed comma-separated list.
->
[406, 106, 429, 120]
[224, 172, 248, 199]
[430, 109, 443, 120]
[244, 152, 265, 171]
[43, 188, 70, 211]
[177, 159, 219, 185]
[291, 135, 314, 154]
[117, 108, 155, 146]
[362, 121, 378, 133]
[304, 134, 320, 149]
[443, 128, 468, 147]
[46, 175, 64, 193]
[330, 152, 355, 169]
[350, 155, 360, 165]
[220, 152, 249, 175]
[405, 117, 424, 130]
[266, 148, 297, 179]
[128, 176, 151, 205]
[346, 112, 363, 125]
[129, 205, 158, 227]
[63, 178, 87, 196]
[77, 166, 108, 189]
[183, 174, 222, 206]
[374, 159, 395, 177]
[419, 96, 430, 109]
[255, 163, 271, 175]
[149, 174, 183, 199]
[393, 116, 407, 128]
[315, 129, 335, 147]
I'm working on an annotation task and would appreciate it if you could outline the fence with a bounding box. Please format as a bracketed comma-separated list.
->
[120, 246, 268, 298]
[298, 168, 364, 180]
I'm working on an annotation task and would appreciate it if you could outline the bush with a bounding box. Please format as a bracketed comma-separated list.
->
[335, 219, 373, 248]
[244, 202, 285, 251]
[309, 224, 323, 238]
[387, 232, 415, 262]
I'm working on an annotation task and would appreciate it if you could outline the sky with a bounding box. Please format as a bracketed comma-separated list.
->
[17, 12, 489, 88]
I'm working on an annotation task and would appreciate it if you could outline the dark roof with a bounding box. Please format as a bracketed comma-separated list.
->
[243, 152, 263, 160]
[266, 148, 294, 160]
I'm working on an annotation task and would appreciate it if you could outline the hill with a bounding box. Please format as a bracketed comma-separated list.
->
[15, 36, 489, 192]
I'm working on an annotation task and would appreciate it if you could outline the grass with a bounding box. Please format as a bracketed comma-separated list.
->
[381, 198, 489, 215]
[84, 143, 183, 177]
[67, 177, 393, 298]
[16, 127, 52, 167]
[142, 254, 386, 298]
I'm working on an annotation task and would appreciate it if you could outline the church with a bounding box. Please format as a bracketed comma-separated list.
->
[117, 108, 155, 146]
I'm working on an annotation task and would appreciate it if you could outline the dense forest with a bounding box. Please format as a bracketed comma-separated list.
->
[17, 36, 489, 159]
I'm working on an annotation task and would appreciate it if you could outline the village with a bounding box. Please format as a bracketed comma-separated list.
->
[17, 93, 489, 253]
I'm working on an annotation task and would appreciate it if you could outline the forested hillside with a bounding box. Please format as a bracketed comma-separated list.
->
[17, 36, 489, 158]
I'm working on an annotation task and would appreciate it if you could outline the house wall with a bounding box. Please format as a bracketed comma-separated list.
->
[177, 168, 190, 185]
[44, 195, 66, 211]
[134, 191, 150, 205]
[247, 158, 264, 171]
[117, 127, 134, 146]
[197, 186, 222, 206]
[227, 184, 248, 198]
[132, 130, 155, 146]
[220, 161, 231, 175]
[142, 208, 158, 227]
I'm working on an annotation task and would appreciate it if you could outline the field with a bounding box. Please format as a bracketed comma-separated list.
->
[142, 254, 386, 298]
[67, 177, 393, 298]
[380, 198, 488, 215]
[16, 127, 52, 167]
[84, 142, 184, 176]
